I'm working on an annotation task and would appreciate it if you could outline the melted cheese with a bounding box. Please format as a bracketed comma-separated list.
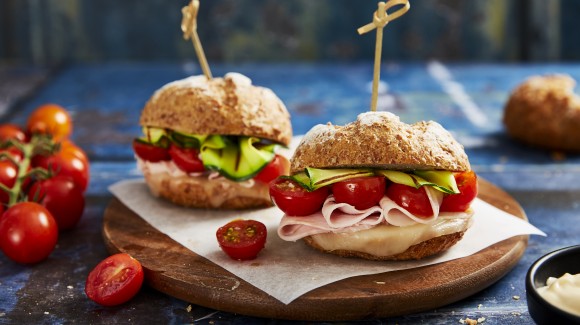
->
[309, 217, 472, 257]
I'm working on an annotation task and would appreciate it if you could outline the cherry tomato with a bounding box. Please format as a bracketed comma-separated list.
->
[440, 171, 478, 212]
[0, 202, 58, 264]
[32, 149, 90, 192]
[216, 219, 267, 260]
[60, 140, 89, 165]
[0, 124, 27, 143]
[269, 178, 329, 216]
[0, 147, 24, 163]
[331, 176, 386, 210]
[0, 160, 18, 205]
[386, 183, 433, 218]
[27, 104, 72, 141]
[85, 253, 144, 306]
[28, 175, 85, 231]
[254, 155, 290, 184]
[132, 139, 170, 162]
[168, 145, 204, 173]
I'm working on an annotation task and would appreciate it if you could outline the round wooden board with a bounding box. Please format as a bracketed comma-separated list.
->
[102, 178, 528, 321]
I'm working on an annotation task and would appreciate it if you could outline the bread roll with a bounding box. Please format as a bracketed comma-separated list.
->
[291, 111, 470, 174]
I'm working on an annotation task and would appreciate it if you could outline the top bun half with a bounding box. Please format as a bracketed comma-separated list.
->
[139, 73, 292, 146]
[290, 112, 470, 173]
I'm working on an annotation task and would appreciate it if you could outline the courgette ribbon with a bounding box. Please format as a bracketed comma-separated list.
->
[288, 168, 460, 194]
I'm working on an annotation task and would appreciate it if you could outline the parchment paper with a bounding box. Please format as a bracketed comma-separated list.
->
[109, 179, 545, 304]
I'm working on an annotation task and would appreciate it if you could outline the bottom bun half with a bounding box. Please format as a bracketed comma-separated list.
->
[143, 171, 272, 209]
[302, 218, 471, 261]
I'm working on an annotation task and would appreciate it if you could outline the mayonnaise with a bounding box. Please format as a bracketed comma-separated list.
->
[537, 273, 580, 316]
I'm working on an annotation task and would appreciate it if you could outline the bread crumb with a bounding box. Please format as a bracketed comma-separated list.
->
[67, 285, 73, 289]
[44, 312, 49, 315]
[464, 318, 478, 325]
[0, 312, 5, 317]
[511, 312, 521, 316]
[186, 305, 192, 313]
[477, 317, 486, 323]
[374, 281, 386, 285]
[513, 295, 520, 300]
[477, 304, 483, 309]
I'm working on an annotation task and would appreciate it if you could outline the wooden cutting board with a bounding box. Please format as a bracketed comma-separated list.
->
[102, 178, 528, 321]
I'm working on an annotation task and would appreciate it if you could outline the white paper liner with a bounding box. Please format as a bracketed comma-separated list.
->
[109, 179, 545, 304]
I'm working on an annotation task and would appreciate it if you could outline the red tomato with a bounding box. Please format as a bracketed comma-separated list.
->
[60, 140, 89, 165]
[0, 124, 27, 143]
[331, 176, 386, 210]
[440, 171, 478, 212]
[85, 253, 144, 306]
[28, 175, 85, 231]
[0, 147, 24, 163]
[0, 202, 58, 264]
[32, 149, 90, 192]
[132, 139, 170, 162]
[386, 183, 433, 218]
[216, 219, 267, 260]
[254, 155, 290, 184]
[168, 145, 204, 173]
[27, 104, 72, 141]
[0, 160, 18, 205]
[269, 178, 329, 216]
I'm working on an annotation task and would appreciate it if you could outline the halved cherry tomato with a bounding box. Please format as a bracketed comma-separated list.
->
[254, 155, 290, 184]
[132, 139, 170, 162]
[440, 171, 478, 212]
[32, 149, 90, 192]
[386, 183, 433, 218]
[216, 219, 267, 260]
[168, 144, 204, 173]
[26, 104, 72, 141]
[331, 176, 386, 210]
[0, 160, 18, 205]
[28, 175, 85, 231]
[269, 178, 329, 216]
[85, 253, 144, 306]
[0, 124, 27, 143]
[0, 202, 58, 264]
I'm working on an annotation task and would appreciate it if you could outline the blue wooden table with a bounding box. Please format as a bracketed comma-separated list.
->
[0, 62, 579, 324]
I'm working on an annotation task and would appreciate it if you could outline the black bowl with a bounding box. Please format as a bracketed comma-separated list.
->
[526, 245, 580, 324]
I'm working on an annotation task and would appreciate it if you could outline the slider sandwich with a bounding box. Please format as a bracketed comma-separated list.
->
[134, 73, 292, 209]
[271, 112, 477, 260]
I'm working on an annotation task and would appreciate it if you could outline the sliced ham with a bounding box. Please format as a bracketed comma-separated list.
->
[278, 186, 468, 241]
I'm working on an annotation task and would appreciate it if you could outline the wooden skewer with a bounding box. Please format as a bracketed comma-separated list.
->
[358, 0, 410, 112]
[182, 0, 212, 79]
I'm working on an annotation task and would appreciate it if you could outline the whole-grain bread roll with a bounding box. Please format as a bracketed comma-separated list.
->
[291, 111, 470, 174]
[280, 111, 474, 261]
[503, 74, 580, 152]
[140, 72, 292, 146]
[136, 72, 292, 209]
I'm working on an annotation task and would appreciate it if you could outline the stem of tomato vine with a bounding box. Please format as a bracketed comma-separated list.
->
[4, 135, 55, 207]
[7, 142, 33, 206]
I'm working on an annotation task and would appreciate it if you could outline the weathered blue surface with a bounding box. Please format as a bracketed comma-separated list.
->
[1, 62, 580, 324]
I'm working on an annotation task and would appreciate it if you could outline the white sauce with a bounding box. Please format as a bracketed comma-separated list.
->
[537, 273, 580, 316]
